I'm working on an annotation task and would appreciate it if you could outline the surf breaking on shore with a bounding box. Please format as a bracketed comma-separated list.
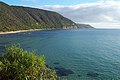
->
[0, 29, 44, 34]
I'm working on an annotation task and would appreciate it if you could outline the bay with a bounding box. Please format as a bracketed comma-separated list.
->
[0, 29, 120, 80]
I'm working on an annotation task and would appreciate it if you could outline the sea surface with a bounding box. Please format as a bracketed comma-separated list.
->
[0, 29, 120, 80]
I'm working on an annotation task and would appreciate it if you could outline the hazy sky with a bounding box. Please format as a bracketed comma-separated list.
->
[1, 0, 120, 28]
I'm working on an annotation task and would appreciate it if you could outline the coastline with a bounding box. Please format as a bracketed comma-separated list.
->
[0, 28, 75, 35]
[0, 29, 44, 35]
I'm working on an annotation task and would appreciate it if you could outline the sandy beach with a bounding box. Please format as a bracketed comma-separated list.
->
[0, 29, 44, 35]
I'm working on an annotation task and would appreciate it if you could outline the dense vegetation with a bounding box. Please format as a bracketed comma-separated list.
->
[0, 44, 57, 80]
[0, 1, 78, 32]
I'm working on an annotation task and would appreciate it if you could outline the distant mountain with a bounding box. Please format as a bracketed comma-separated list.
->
[0, 2, 93, 32]
[77, 24, 94, 29]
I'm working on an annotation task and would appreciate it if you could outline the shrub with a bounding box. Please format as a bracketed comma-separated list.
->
[0, 44, 57, 80]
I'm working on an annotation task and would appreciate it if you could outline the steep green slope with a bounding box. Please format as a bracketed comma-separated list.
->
[0, 2, 24, 31]
[0, 1, 78, 32]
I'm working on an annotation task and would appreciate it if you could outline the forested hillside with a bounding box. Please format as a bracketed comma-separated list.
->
[0, 1, 78, 32]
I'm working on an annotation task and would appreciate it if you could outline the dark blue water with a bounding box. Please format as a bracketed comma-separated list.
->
[0, 29, 120, 80]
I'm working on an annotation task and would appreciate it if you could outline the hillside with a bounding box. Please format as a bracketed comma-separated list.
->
[77, 24, 94, 29]
[0, 1, 78, 32]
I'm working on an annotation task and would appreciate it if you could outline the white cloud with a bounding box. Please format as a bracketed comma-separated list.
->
[89, 23, 120, 29]
[39, 0, 120, 28]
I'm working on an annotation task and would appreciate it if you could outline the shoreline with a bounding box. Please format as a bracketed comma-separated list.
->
[0, 29, 44, 35]
[0, 28, 74, 35]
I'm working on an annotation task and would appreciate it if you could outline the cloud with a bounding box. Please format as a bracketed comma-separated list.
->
[39, 0, 120, 24]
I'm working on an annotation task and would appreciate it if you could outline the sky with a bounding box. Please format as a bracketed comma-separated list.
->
[1, 0, 120, 28]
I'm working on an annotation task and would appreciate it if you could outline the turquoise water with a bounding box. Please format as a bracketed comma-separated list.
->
[0, 29, 120, 80]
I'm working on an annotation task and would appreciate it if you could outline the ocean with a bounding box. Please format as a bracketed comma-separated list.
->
[0, 29, 120, 80]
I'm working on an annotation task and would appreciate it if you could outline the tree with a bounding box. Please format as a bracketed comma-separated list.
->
[0, 44, 57, 80]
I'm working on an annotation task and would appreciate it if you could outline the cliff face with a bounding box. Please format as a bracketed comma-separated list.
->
[77, 24, 94, 29]
[0, 2, 78, 32]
